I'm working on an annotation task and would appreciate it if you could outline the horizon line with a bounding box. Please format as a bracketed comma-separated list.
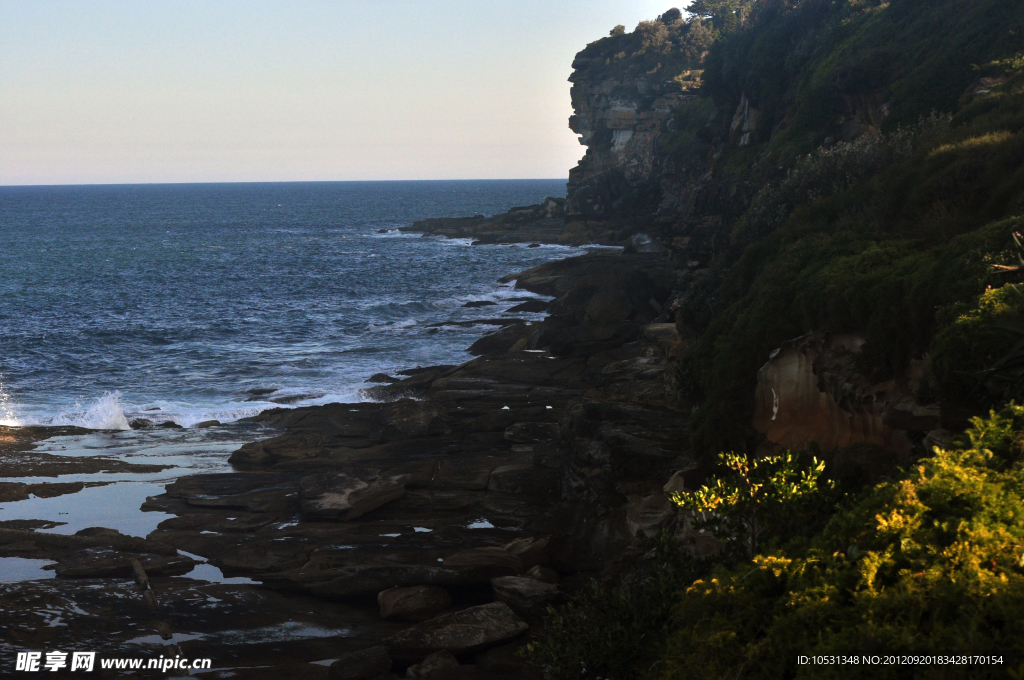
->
[0, 177, 569, 190]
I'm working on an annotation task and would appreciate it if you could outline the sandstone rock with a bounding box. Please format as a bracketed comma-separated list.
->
[381, 400, 449, 439]
[585, 286, 634, 323]
[195, 420, 220, 428]
[625, 493, 675, 538]
[406, 650, 459, 678]
[506, 299, 550, 314]
[503, 422, 558, 443]
[378, 586, 452, 622]
[383, 602, 529, 663]
[487, 464, 560, 499]
[300, 471, 408, 521]
[752, 332, 911, 454]
[491, 575, 561, 611]
[923, 429, 953, 452]
[526, 565, 559, 584]
[329, 646, 392, 680]
[443, 547, 522, 578]
[53, 548, 195, 579]
[280, 565, 469, 599]
[502, 536, 551, 570]
[662, 470, 687, 495]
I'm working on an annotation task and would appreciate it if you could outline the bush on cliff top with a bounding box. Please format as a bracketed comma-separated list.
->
[528, 406, 1024, 679]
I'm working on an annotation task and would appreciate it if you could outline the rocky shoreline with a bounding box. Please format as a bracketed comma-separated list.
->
[0, 212, 702, 679]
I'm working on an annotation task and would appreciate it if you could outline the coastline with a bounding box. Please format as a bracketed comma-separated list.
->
[0, 202, 691, 678]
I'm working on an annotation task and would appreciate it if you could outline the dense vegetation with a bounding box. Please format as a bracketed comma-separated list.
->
[527, 406, 1024, 679]
[528, 1, 1024, 677]
[672, 0, 1024, 454]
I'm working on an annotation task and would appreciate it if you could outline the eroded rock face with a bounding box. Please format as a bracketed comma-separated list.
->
[752, 332, 912, 454]
[382, 602, 529, 663]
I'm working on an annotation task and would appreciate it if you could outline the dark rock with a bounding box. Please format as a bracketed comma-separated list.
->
[378, 586, 452, 622]
[443, 547, 522, 578]
[505, 299, 550, 314]
[503, 536, 551, 570]
[300, 471, 408, 521]
[462, 300, 497, 308]
[407, 650, 459, 678]
[329, 646, 392, 680]
[487, 465, 560, 499]
[195, 420, 220, 428]
[366, 373, 401, 384]
[526, 565, 560, 584]
[382, 602, 529, 663]
[491, 576, 560, 610]
[53, 548, 195, 579]
[467, 324, 532, 356]
[159, 421, 183, 429]
[503, 422, 558, 443]
[129, 419, 153, 429]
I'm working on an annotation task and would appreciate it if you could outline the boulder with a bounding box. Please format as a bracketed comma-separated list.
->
[502, 536, 551, 570]
[383, 602, 529, 663]
[328, 646, 392, 680]
[378, 586, 452, 622]
[195, 420, 220, 428]
[491, 576, 561, 610]
[442, 547, 522, 579]
[129, 419, 153, 429]
[525, 565, 559, 584]
[406, 650, 459, 678]
[300, 471, 408, 521]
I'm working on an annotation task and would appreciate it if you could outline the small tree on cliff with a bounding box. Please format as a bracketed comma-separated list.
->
[610, 24, 625, 37]
[672, 451, 831, 557]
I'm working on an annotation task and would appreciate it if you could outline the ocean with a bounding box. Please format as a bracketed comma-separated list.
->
[0, 179, 574, 430]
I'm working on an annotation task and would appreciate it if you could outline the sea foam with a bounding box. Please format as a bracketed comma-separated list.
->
[52, 391, 130, 430]
[0, 377, 20, 427]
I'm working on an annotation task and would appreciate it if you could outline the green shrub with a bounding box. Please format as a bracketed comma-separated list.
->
[932, 284, 1024, 404]
[672, 452, 832, 558]
[659, 404, 1024, 679]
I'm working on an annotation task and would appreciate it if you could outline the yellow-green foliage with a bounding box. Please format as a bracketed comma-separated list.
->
[673, 452, 829, 557]
[658, 405, 1024, 679]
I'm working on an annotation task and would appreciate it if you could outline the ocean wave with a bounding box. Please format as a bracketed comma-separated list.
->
[0, 376, 21, 427]
[51, 391, 130, 430]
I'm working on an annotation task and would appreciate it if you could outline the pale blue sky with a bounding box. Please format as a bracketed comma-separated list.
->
[1, 1, 675, 185]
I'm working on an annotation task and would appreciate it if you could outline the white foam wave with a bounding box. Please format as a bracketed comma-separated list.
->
[370, 228, 419, 239]
[0, 376, 21, 427]
[52, 391, 130, 430]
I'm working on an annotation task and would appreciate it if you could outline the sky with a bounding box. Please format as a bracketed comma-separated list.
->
[0, 1, 678, 186]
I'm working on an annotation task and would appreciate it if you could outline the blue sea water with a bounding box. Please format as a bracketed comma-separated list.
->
[0, 180, 576, 429]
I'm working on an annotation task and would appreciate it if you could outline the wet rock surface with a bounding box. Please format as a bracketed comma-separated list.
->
[0, 247, 695, 677]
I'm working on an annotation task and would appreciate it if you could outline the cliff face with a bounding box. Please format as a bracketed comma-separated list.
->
[565, 61, 693, 219]
[562, 0, 1024, 459]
